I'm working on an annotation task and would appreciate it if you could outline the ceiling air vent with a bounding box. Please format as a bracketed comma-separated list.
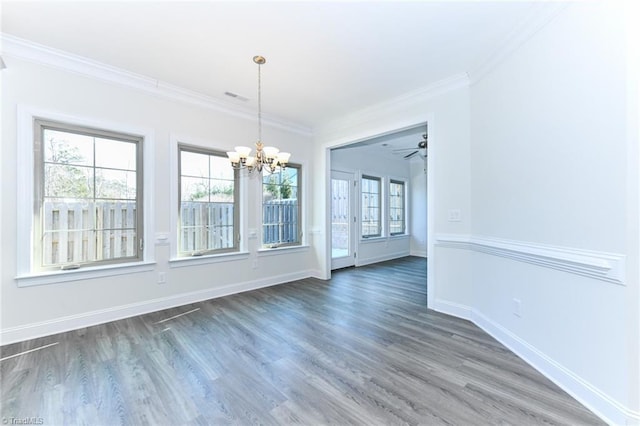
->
[224, 91, 249, 102]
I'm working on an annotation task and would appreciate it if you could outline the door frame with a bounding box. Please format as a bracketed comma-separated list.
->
[322, 115, 434, 309]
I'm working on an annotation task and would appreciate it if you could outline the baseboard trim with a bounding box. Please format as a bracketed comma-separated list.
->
[356, 251, 410, 267]
[0, 270, 313, 346]
[431, 298, 472, 320]
[430, 300, 637, 425]
[410, 249, 427, 258]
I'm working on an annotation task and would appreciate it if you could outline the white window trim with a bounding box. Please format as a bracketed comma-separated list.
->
[169, 134, 248, 264]
[16, 105, 155, 286]
[257, 244, 310, 256]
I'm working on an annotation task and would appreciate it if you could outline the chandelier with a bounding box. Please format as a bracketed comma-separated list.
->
[227, 56, 290, 173]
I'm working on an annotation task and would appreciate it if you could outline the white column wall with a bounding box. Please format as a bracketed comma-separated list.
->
[468, 2, 639, 423]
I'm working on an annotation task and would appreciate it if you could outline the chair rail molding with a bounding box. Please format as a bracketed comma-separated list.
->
[435, 234, 626, 285]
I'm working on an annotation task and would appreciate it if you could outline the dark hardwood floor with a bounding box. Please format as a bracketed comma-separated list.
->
[1, 256, 603, 425]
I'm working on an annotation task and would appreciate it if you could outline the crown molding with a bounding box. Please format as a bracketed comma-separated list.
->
[467, 2, 571, 85]
[0, 33, 312, 137]
[318, 72, 470, 138]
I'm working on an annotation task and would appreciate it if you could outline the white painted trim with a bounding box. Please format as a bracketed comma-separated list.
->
[15, 105, 156, 279]
[431, 298, 472, 320]
[169, 252, 250, 268]
[355, 250, 410, 267]
[426, 113, 436, 311]
[410, 250, 427, 258]
[0, 269, 314, 346]
[16, 261, 156, 287]
[470, 309, 639, 426]
[467, 2, 570, 85]
[1, 33, 311, 137]
[435, 234, 626, 285]
[321, 75, 469, 140]
[257, 245, 310, 257]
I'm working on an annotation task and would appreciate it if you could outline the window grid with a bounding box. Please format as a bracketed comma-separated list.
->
[361, 175, 381, 238]
[262, 165, 301, 247]
[389, 179, 406, 235]
[178, 146, 239, 256]
[34, 120, 143, 270]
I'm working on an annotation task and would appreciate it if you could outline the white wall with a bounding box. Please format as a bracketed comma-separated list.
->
[465, 2, 639, 423]
[409, 157, 427, 257]
[331, 145, 412, 265]
[0, 56, 316, 343]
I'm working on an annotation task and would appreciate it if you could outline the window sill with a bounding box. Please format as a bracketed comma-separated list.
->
[169, 251, 250, 268]
[390, 234, 409, 239]
[15, 261, 157, 288]
[360, 236, 386, 243]
[257, 245, 309, 256]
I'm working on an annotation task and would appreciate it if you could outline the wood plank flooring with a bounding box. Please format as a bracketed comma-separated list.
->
[1, 257, 604, 425]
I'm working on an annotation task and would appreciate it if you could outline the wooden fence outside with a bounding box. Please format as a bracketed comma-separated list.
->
[42, 199, 298, 264]
[263, 199, 298, 245]
[43, 201, 136, 265]
[180, 201, 235, 252]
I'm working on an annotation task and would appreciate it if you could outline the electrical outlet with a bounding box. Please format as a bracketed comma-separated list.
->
[252, 259, 258, 269]
[158, 272, 167, 284]
[513, 298, 521, 317]
[447, 209, 462, 222]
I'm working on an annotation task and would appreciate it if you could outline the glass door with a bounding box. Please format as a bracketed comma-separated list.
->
[331, 171, 355, 269]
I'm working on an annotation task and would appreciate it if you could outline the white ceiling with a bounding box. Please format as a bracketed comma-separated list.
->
[1, 0, 545, 132]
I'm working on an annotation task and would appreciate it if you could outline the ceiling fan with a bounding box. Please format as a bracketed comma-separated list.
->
[393, 132, 428, 159]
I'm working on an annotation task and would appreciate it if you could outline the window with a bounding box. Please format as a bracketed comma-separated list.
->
[389, 179, 406, 235]
[179, 146, 239, 256]
[34, 119, 143, 270]
[361, 175, 381, 238]
[262, 164, 301, 247]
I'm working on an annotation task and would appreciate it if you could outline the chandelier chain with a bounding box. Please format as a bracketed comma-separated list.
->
[226, 55, 290, 174]
[257, 60, 262, 143]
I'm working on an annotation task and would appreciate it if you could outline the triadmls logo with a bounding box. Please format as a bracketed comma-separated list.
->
[2, 418, 45, 425]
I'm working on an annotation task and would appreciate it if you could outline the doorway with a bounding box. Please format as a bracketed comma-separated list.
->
[331, 170, 356, 270]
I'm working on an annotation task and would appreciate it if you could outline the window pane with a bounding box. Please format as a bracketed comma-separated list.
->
[181, 151, 209, 177]
[361, 176, 381, 237]
[95, 168, 137, 200]
[262, 165, 300, 246]
[43, 129, 93, 166]
[181, 176, 210, 202]
[36, 120, 142, 270]
[210, 155, 234, 181]
[44, 164, 93, 198]
[98, 229, 137, 260]
[390, 180, 405, 235]
[209, 178, 234, 203]
[95, 138, 137, 171]
[178, 146, 238, 255]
